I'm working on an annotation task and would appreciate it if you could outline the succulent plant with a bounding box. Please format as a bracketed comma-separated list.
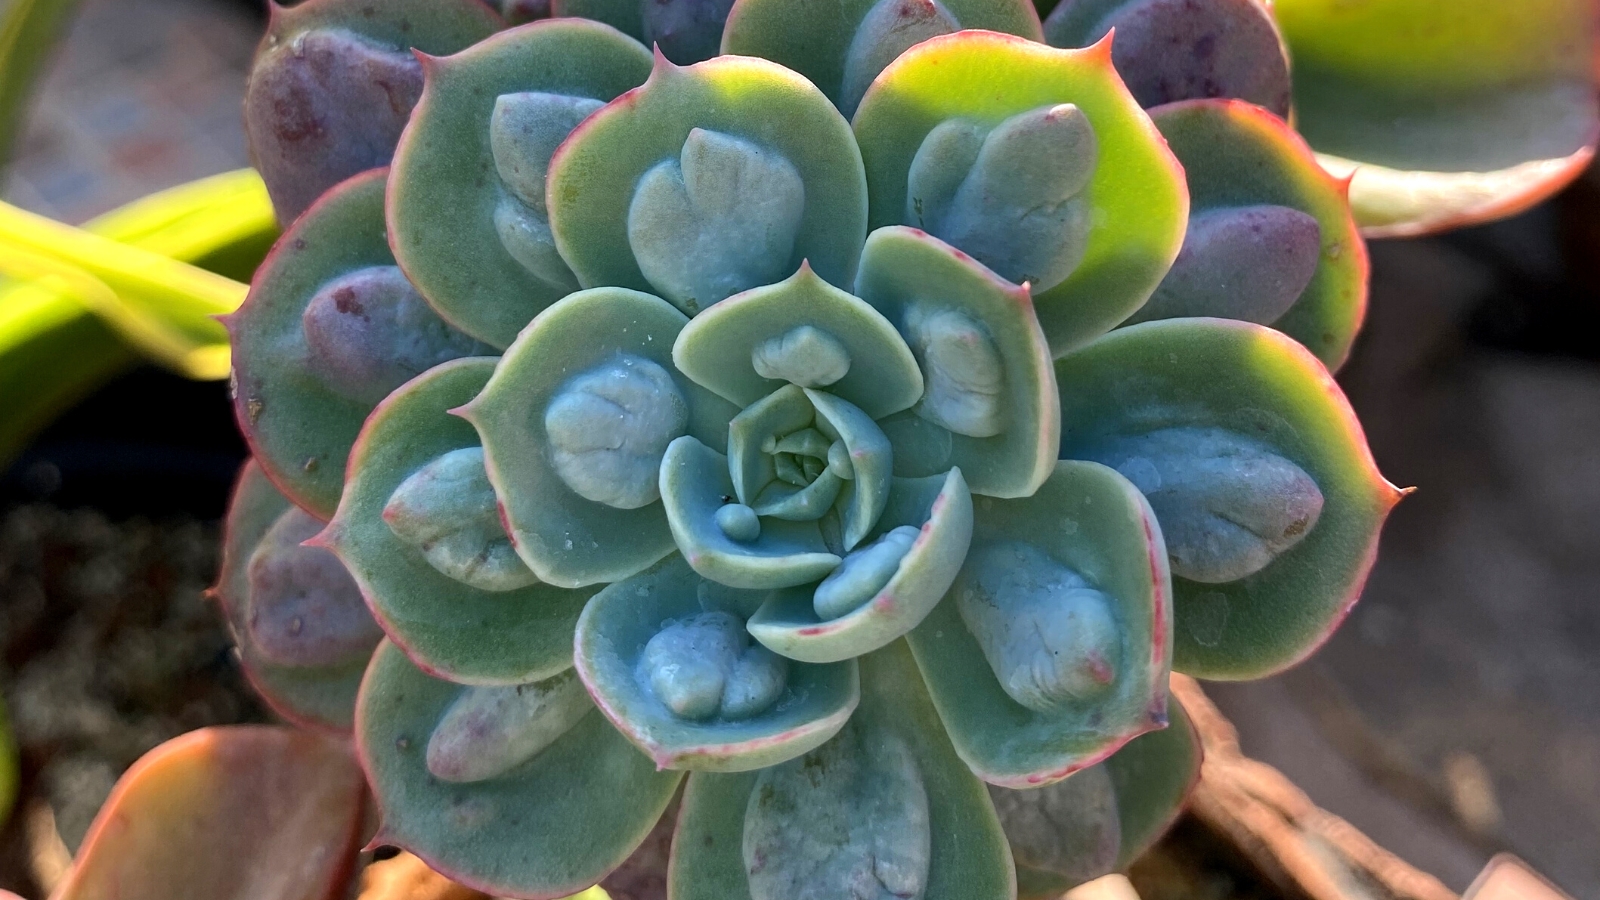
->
[222, 1, 1408, 897]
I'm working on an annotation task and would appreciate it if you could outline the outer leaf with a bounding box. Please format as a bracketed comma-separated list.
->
[228, 169, 488, 519]
[245, 0, 501, 223]
[574, 555, 859, 771]
[669, 639, 1015, 900]
[214, 460, 369, 732]
[907, 460, 1171, 787]
[1274, 0, 1600, 236]
[1132, 100, 1368, 371]
[322, 357, 595, 685]
[720, 0, 1042, 114]
[0, 169, 277, 471]
[462, 288, 734, 588]
[1056, 318, 1403, 679]
[852, 31, 1187, 356]
[388, 20, 652, 347]
[52, 726, 366, 900]
[746, 469, 973, 663]
[856, 226, 1059, 497]
[1104, 693, 1200, 870]
[358, 640, 683, 898]
[546, 52, 867, 312]
[1042, 0, 1291, 117]
[1008, 694, 1200, 899]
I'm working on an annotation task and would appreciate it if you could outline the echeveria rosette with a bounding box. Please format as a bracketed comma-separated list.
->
[1273, 0, 1600, 236]
[244, 0, 502, 223]
[852, 31, 1189, 355]
[220, 4, 1411, 898]
[227, 169, 496, 519]
[1132, 99, 1370, 371]
[387, 20, 654, 347]
[213, 460, 379, 732]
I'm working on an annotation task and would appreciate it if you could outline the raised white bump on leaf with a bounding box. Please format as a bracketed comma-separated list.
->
[812, 525, 920, 621]
[904, 305, 1005, 437]
[752, 325, 852, 388]
[628, 128, 806, 313]
[909, 104, 1099, 292]
[490, 92, 605, 214]
[744, 721, 931, 900]
[639, 611, 788, 721]
[956, 542, 1121, 712]
[840, 0, 959, 117]
[1087, 427, 1324, 583]
[988, 765, 1121, 883]
[426, 671, 592, 783]
[544, 354, 689, 509]
[383, 446, 539, 591]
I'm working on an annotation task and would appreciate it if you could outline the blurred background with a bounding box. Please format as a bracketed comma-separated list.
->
[0, 0, 1596, 896]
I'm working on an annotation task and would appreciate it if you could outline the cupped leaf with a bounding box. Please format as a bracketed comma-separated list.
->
[1004, 693, 1201, 899]
[907, 460, 1172, 787]
[1043, 0, 1291, 117]
[244, 0, 501, 223]
[670, 640, 1014, 900]
[673, 264, 923, 419]
[721, 0, 1042, 116]
[358, 640, 683, 898]
[321, 357, 596, 685]
[1056, 318, 1403, 679]
[227, 169, 493, 519]
[214, 460, 371, 732]
[1103, 693, 1200, 870]
[546, 52, 867, 314]
[660, 436, 843, 589]
[1125, 100, 1369, 371]
[1274, 0, 1599, 236]
[51, 726, 366, 900]
[461, 288, 733, 588]
[853, 31, 1187, 355]
[388, 20, 653, 347]
[575, 555, 859, 771]
[747, 469, 973, 663]
[857, 226, 1059, 497]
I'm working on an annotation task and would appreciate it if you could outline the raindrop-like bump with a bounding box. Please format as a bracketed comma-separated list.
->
[301, 266, 492, 406]
[752, 325, 852, 389]
[744, 721, 931, 900]
[246, 507, 381, 668]
[544, 354, 689, 509]
[955, 542, 1121, 712]
[628, 128, 806, 313]
[640, 611, 788, 721]
[426, 671, 592, 783]
[1086, 426, 1323, 583]
[988, 765, 1121, 884]
[903, 305, 1004, 437]
[812, 525, 920, 621]
[383, 446, 538, 591]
